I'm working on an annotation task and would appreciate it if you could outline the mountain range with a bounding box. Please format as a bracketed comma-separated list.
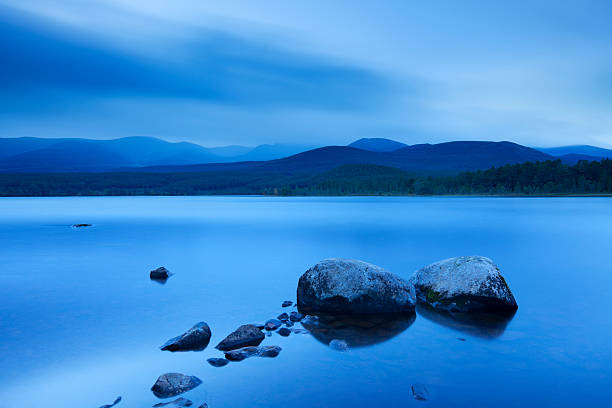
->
[0, 136, 609, 174]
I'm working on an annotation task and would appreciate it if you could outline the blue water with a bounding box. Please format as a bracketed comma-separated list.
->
[0, 196, 611, 407]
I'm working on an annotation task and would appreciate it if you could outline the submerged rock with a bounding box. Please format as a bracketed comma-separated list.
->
[150, 267, 171, 280]
[225, 346, 261, 361]
[289, 312, 304, 322]
[411, 384, 429, 400]
[99, 396, 121, 408]
[72, 223, 92, 228]
[282, 301, 293, 307]
[224, 345, 282, 361]
[264, 319, 282, 331]
[277, 327, 291, 337]
[328, 339, 349, 351]
[151, 373, 202, 398]
[161, 322, 211, 352]
[207, 358, 229, 367]
[277, 313, 289, 321]
[215, 324, 265, 351]
[411, 256, 518, 313]
[258, 345, 282, 358]
[153, 397, 193, 407]
[197, 404, 208, 408]
[297, 259, 416, 314]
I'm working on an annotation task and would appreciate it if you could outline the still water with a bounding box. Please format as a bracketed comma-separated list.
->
[0, 196, 611, 407]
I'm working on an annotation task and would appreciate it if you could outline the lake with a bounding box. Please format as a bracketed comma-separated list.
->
[0, 196, 611, 407]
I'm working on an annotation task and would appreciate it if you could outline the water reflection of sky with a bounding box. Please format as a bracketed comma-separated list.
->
[0, 197, 611, 407]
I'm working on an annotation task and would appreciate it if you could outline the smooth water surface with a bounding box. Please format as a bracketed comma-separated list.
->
[0, 196, 611, 407]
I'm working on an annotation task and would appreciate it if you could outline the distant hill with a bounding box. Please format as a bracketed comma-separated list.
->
[0, 137, 313, 172]
[537, 145, 612, 159]
[138, 141, 556, 175]
[348, 138, 407, 152]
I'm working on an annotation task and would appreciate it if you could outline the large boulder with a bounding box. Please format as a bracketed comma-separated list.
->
[151, 373, 202, 398]
[297, 259, 415, 314]
[410, 256, 518, 313]
[215, 324, 265, 351]
[160, 322, 211, 352]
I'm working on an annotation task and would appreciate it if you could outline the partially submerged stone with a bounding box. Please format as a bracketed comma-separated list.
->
[99, 396, 121, 408]
[282, 301, 293, 307]
[215, 324, 265, 351]
[73, 223, 92, 228]
[411, 384, 429, 400]
[264, 319, 282, 331]
[150, 267, 171, 280]
[297, 259, 416, 314]
[153, 397, 193, 407]
[277, 327, 291, 337]
[277, 313, 289, 321]
[411, 256, 518, 313]
[207, 358, 229, 367]
[151, 373, 202, 399]
[224, 345, 282, 361]
[161, 322, 211, 352]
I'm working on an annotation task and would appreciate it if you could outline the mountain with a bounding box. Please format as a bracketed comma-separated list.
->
[348, 138, 408, 152]
[232, 144, 316, 161]
[0, 137, 314, 172]
[537, 145, 612, 159]
[137, 141, 555, 175]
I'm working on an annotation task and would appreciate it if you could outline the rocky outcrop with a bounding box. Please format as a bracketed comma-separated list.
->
[410, 256, 518, 313]
[297, 259, 415, 314]
[151, 373, 202, 398]
[161, 322, 211, 352]
[215, 324, 265, 351]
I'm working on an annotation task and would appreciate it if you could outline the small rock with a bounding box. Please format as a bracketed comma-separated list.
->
[264, 319, 282, 331]
[282, 301, 293, 307]
[197, 404, 208, 408]
[328, 339, 349, 351]
[215, 324, 265, 351]
[411, 384, 429, 400]
[225, 346, 261, 362]
[72, 223, 92, 228]
[151, 373, 202, 398]
[99, 396, 121, 408]
[207, 358, 229, 367]
[150, 267, 171, 280]
[161, 322, 211, 352]
[277, 313, 289, 321]
[289, 312, 304, 322]
[277, 328, 291, 337]
[258, 345, 282, 358]
[153, 397, 193, 407]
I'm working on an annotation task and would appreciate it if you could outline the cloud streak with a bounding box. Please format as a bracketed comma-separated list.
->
[0, 5, 393, 112]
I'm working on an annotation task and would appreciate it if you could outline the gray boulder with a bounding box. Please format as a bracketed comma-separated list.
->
[224, 345, 282, 361]
[151, 373, 202, 398]
[297, 259, 415, 314]
[215, 324, 265, 351]
[410, 256, 518, 313]
[161, 322, 211, 352]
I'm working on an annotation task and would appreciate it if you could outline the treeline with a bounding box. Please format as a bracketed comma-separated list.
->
[0, 159, 611, 196]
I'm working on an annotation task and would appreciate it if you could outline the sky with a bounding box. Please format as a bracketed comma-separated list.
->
[1, 0, 611, 147]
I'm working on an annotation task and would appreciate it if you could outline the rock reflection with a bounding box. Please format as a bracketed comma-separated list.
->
[416, 304, 516, 339]
[301, 312, 416, 348]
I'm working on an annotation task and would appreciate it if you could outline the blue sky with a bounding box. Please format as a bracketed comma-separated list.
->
[1, 0, 611, 147]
